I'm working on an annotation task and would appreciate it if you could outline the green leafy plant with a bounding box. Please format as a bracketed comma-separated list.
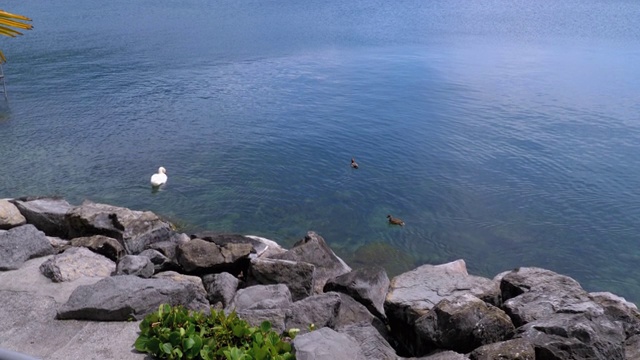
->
[134, 304, 295, 360]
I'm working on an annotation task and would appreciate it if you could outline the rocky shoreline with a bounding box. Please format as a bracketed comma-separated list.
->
[1, 196, 639, 359]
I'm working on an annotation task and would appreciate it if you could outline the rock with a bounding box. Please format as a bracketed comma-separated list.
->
[152, 271, 209, 310]
[116, 255, 154, 278]
[338, 322, 397, 360]
[589, 291, 640, 337]
[500, 267, 603, 327]
[249, 257, 315, 301]
[385, 260, 500, 356]
[69, 235, 124, 261]
[324, 266, 389, 320]
[40, 247, 115, 282]
[407, 350, 469, 360]
[47, 236, 69, 252]
[148, 240, 181, 267]
[12, 197, 72, 237]
[516, 313, 626, 360]
[228, 284, 292, 311]
[139, 249, 174, 273]
[293, 327, 366, 360]
[57, 275, 209, 321]
[468, 338, 535, 360]
[66, 200, 173, 254]
[0, 199, 26, 229]
[245, 235, 288, 257]
[0, 224, 56, 270]
[192, 232, 272, 255]
[270, 231, 351, 295]
[333, 293, 392, 345]
[285, 292, 341, 334]
[202, 272, 240, 308]
[415, 294, 515, 355]
[176, 238, 252, 274]
[625, 334, 640, 359]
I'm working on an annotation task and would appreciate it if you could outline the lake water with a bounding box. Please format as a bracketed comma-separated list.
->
[1, 0, 640, 302]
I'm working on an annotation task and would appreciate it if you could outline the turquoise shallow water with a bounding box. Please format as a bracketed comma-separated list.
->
[1, 0, 640, 301]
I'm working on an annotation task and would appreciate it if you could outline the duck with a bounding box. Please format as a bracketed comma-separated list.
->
[350, 157, 359, 169]
[150, 166, 167, 187]
[387, 214, 405, 226]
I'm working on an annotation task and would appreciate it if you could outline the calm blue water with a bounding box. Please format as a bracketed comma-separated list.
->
[1, 0, 640, 301]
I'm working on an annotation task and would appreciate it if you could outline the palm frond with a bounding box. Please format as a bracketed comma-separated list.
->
[0, 9, 32, 63]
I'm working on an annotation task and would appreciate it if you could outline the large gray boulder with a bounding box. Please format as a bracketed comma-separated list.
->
[270, 231, 351, 295]
[69, 235, 125, 262]
[249, 257, 315, 301]
[468, 338, 535, 360]
[12, 197, 72, 237]
[228, 284, 293, 311]
[202, 272, 240, 308]
[515, 313, 626, 359]
[237, 308, 288, 335]
[589, 291, 640, 337]
[338, 322, 397, 360]
[625, 334, 640, 359]
[40, 247, 115, 282]
[0, 199, 26, 230]
[66, 200, 173, 254]
[152, 271, 209, 310]
[176, 238, 252, 273]
[139, 248, 175, 273]
[285, 292, 342, 335]
[293, 327, 366, 360]
[116, 255, 154, 278]
[500, 267, 601, 327]
[0, 224, 55, 270]
[324, 266, 389, 320]
[415, 294, 515, 355]
[385, 260, 500, 356]
[57, 275, 209, 320]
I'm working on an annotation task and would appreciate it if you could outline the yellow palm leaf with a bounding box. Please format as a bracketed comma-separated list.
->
[0, 9, 32, 63]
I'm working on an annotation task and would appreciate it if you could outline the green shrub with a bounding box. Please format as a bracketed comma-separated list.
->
[134, 304, 295, 360]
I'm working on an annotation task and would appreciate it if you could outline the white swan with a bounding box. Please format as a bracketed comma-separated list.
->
[150, 167, 167, 187]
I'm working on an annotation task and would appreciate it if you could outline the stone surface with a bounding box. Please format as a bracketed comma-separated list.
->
[270, 231, 351, 295]
[324, 266, 389, 320]
[285, 292, 342, 334]
[12, 197, 72, 237]
[69, 235, 125, 261]
[152, 271, 209, 310]
[338, 322, 398, 360]
[228, 284, 293, 311]
[66, 200, 173, 254]
[237, 308, 288, 335]
[468, 338, 535, 360]
[589, 291, 640, 337]
[245, 235, 288, 257]
[415, 294, 515, 355]
[116, 254, 154, 278]
[0, 290, 146, 360]
[293, 327, 366, 360]
[202, 272, 240, 308]
[516, 313, 626, 360]
[625, 334, 640, 360]
[0, 199, 26, 229]
[0, 224, 56, 270]
[57, 275, 209, 320]
[385, 259, 500, 356]
[40, 247, 115, 282]
[249, 257, 315, 301]
[138, 248, 173, 273]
